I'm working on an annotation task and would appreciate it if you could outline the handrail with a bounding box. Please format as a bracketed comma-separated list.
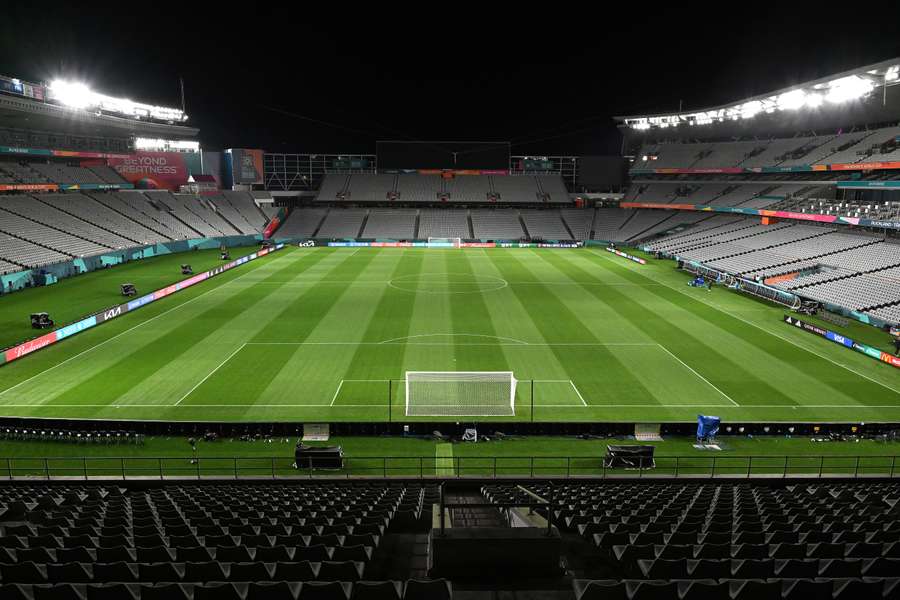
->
[438, 480, 555, 535]
[0, 453, 896, 481]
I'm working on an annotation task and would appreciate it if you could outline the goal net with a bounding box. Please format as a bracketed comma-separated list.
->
[427, 237, 462, 248]
[405, 371, 516, 416]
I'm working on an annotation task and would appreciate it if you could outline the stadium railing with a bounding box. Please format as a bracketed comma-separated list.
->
[1, 454, 899, 480]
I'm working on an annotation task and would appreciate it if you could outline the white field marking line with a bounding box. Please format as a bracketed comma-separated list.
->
[378, 333, 531, 345]
[330, 379, 392, 406]
[656, 344, 739, 407]
[0, 251, 298, 398]
[175, 343, 247, 406]
[330, 380, 344, 407]
[571, 381, 588, 406]
[9, 403, 900, 409]
[589, 249, 900, 397]
[248, 280, 663, 287]
[244, 341, 658, 347]
[531, 379, 588, 407]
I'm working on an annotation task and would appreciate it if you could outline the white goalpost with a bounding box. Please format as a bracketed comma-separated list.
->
[405, 371, 517, 416]
[427, 237, 462, 248]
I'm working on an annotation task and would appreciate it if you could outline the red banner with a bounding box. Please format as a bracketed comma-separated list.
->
[103, 151, 190, 191]
[621, 202, 695, 210]
[654, 167, 745, 174]
[4, 332, 58, 363]
[829, 161, 900, 171]
[0, 184, 58, 192]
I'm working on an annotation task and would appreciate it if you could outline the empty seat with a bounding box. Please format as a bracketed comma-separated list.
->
[403, 579, 452, 600]
[350, 580, 402, 600]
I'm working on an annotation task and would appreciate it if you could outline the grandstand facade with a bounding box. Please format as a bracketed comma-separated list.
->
[610, 57, 900, 328]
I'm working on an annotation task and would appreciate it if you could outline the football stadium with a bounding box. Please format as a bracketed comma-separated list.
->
[2, 14, 900, 600]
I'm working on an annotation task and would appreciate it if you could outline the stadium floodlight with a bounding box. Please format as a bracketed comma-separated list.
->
[776, 89, 807, 110]
[738, 100, 763, 119]
[50, 80, 93, 109]
[824, 75, 874, 104]
[135, 137, 200, 152]
[48, 79, 187, 122]
[622, 61, 900, 131]
[805, 93, 824, 108]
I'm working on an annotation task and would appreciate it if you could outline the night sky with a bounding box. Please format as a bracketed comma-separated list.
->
[2, 4, 899, 157]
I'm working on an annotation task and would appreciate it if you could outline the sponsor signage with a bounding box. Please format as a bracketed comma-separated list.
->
[0, 184, 59, 192]
[55, 316, 98, 341]
[783, 315, 900, 370]
[58, 183, 134, 191]
[826, 330, 854, 348]
[633, 162, 900, 174]
[837, 180, 900, 190]
[0, 146, 130, 160]
[606, 246, 647, 264]
[4, 332, 57, 363]
[324, 241, 581, 249]
[830, 161, 900, 171]
[621, 202, 900, 230]
[1, 244, 285, 368]
[226, 149, 265, 185]
[96, 305, 127, 324]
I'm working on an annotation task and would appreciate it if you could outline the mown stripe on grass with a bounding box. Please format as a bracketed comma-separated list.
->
[45, 249, 341, 408]
[340, 250, 424, 412]
[462, 249, 595, 416]
[435, 442, 455, 476]
[487, 250, 660, 409]
[543, 250, 799, 408]
[0, 247, 297, 390]
[0, 246, 263, 350]
[0, 247, 310, 405]
[579, 250, 899, 406]
[193, 249, 385, 409]
[398, 251, 462, 395]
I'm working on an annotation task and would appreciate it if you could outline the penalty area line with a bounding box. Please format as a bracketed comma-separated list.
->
[330, 380, 344, 407]
[532, 379, 588, 406]
[175, 344, 246, 406]
[590, 249, 900, 397]
[330, 379, 392, 406]
[657, 344, 739, 407]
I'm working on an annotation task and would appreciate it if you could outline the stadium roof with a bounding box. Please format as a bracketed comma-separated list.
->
[0, 94, 199, 139]
[614, 57, 900, 131]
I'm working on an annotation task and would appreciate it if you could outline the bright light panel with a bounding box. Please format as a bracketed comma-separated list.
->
[625, 64, 893, 130]
[49, 79, 187, 122]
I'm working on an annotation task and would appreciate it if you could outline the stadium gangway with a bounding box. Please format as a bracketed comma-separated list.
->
[1, 454, 900, 480]
[437, 480, 556, 535]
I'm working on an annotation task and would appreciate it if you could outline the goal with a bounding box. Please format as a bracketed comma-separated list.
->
[405, 371, 516, 417]
[427, 237, 462, 248]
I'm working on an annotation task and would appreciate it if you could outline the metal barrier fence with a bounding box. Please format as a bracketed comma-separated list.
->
[0, 454, 898, 480]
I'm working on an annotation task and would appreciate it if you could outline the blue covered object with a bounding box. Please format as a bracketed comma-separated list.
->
[697, 415, 720, 440]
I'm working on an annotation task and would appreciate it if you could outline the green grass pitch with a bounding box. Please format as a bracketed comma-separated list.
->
[0, 245, 898, 423]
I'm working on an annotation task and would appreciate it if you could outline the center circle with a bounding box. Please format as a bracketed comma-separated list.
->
[389, 272, 508, 294]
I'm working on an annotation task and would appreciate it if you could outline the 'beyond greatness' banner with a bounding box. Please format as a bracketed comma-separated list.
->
[1, 244, 285, 367]
[102, 151, 191, 191]
[783, 315, 900, 369]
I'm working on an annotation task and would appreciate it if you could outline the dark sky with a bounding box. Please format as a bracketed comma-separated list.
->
[2, 4, 899, 157]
